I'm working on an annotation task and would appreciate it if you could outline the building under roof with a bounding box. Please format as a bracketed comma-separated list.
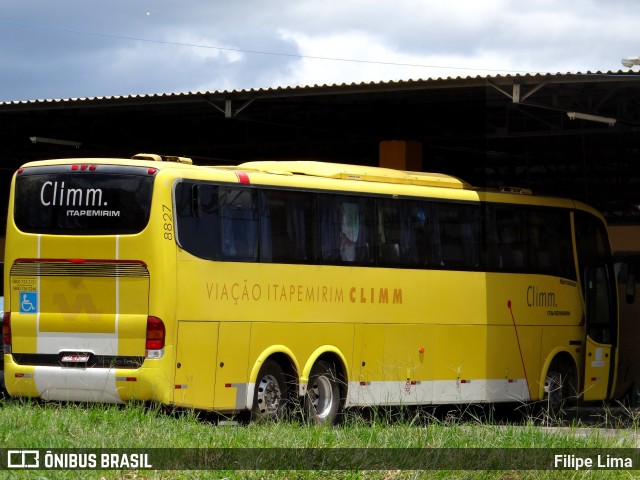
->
[1, 70, 640, 249]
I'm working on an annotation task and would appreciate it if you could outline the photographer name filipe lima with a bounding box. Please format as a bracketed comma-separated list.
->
[555, 454, 633, 470]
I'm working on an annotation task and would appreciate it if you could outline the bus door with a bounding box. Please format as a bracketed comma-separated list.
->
[574, 211, 618, 401]
[582, 263, 616, 401]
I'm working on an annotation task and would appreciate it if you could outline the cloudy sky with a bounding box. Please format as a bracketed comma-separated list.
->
[1, 0, 638, 102]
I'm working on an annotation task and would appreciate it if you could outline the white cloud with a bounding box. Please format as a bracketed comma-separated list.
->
[1, 0, 640, 101]
[276, 29, 524, 88]
[170, 33, 244, 64]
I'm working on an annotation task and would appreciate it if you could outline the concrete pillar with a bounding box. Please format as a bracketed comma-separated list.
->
[379, 140, 423, 171]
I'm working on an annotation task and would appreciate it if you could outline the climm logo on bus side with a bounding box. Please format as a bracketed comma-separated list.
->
[39, 181, 120, 217]
[527, 285, 557, 307]
[526, 285, 571, 317]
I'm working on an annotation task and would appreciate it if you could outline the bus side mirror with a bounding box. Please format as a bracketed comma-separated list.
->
[614, 258, 636, 304]
[626, 273, 636, 304]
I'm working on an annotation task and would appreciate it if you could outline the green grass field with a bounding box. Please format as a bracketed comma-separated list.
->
[1, 397, 639, 479]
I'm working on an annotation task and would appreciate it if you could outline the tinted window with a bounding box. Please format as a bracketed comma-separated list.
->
[175, 182, 221, 260]
[528, 209, 574, 278]
[175, 182, 258, 262]
[260, 190, 319, 263]
[484, 205, 575, 279]
[575, 211, 611, 279]
[14, 167, 154, 234]
[320, 195, 375, 264]
[377, 199, 428, 267]
[174, 179, 581, 280]
[431, 202, 481, 269]
[574, 213, 615, 344]
[220, 186, 258, 261]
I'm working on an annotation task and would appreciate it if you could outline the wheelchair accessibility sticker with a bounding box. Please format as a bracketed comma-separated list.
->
[20, 292, 38, 314]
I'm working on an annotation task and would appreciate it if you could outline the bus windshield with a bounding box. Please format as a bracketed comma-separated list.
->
[14, 165, 155, 235]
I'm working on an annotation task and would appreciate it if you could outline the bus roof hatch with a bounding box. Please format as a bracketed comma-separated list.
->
[132, 153, 193, 165]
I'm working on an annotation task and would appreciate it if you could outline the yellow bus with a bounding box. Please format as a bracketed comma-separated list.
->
[2, 154, 627, 423]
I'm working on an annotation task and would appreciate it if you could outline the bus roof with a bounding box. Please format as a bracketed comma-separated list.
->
[236, 160, 472, 190]
[16, 155, 603, 218]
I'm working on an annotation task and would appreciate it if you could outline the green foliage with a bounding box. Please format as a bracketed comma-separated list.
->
[0, 398, 637, 479]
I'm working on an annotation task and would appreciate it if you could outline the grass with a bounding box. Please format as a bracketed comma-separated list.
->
[1, 397, 639, 479]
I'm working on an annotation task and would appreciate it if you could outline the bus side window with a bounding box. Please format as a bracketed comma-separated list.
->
[487, 205, 532, 272]
[220, 187, 258, 261]
[500, 224, 525, 269]
[432, 202, 480, 269]
[496, 208, 526, 270]
[377, 199, 424, 267]
[320, 196, 342, 262]
[377, 200, 401, 265]
[482, 205, 501, 270]
[484, 205, 575, 278]
[528, 213, 550, 270]
[575, 211, 610, 292]
[411, 204, 429, 266]
[352, 197, 375, 264]
[340, 201, 360, 262]
[529, 209, 574, 279]
[320, 195, 374, 265]
[174, 182, 221, 260]
[260, 190, 318, 263]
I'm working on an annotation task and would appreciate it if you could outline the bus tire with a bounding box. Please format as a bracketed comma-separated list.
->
[543, 365, 575, 419]
[544, 370, 564, 414]
[304, 360, 341, 425]
[251, 359, 288, 421]
[629, 384, 640, 408]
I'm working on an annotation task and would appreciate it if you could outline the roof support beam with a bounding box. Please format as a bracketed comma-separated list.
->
[206, 97, 257, 118]
[487, 80, 548, 104]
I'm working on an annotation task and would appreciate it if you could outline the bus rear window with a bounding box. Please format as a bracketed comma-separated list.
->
[14, 167, 155, 234]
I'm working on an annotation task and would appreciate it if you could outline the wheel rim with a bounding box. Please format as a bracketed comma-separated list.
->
[310, 375, 334, 419]
[257, 374, 281, 415]
[544, 372, 562, 411]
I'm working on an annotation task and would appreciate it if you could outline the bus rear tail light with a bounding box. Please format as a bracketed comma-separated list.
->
[2, 312, 12, 353]
[145, 316, 165, 359]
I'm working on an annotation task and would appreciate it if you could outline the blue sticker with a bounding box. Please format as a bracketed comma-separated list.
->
[20, 292, 38, 314]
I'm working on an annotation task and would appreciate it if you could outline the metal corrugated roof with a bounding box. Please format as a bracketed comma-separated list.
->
[2, 70, 637, 108]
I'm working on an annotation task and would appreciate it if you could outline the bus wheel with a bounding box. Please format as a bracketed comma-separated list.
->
[252, 359, 288, 421]
[629, 384, 640, 408]
[544, 370, 564, 414]
[304, 360, 341, 425]
[543, 366, 575, 420]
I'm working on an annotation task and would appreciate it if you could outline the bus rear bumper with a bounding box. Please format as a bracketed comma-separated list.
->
[4, 356, 169, 404]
